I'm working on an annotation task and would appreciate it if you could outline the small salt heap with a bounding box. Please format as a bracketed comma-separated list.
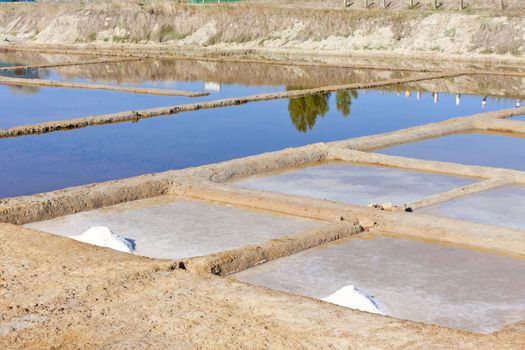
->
[322, 285, 383, 315]
[69, 226, 134, 254]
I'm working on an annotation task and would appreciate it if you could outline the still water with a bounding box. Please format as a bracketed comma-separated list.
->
[379, 132, 525, 171]
[0, 87, 517, 198]
[0, 84, 282, 128]
[0, 57, 417, 128]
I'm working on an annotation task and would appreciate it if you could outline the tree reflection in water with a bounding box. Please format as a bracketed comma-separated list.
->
[288, 90, 330, 132]
[336, 89, 358, 117]
[287, 87, 358, 132]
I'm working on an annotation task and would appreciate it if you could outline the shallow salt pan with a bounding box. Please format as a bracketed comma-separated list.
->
[232, 235, 525, 333]
[379, 133, 525, 171]
[234, 163, 474, 206]
[25, 196, 319, 259]
[420, 185, 525, 230]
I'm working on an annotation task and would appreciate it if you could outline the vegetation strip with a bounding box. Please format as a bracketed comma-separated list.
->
[0, 76, 208, 97]
[0, 71, 462, 138]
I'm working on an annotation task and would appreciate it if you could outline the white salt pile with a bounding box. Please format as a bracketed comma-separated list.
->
[69, 226, 135, 254]
[322, 285, 383, 315]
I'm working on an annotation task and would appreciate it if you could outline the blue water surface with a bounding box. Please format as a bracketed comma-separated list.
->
[0, 88, 517, 198]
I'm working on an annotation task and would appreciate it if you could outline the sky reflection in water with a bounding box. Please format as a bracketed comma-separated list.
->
[0, 62, 520, 198]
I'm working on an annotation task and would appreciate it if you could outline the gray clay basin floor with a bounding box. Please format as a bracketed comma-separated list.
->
[232, 235, 525, 333]
[235, 162, 474, 206]
[379, 132, 525, 172]
[420, 185, 525, 231]
[24, 196, 319, 259]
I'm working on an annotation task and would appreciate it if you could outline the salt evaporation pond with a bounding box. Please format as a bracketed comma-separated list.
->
[379, 132, 525, 172]
[18, 58, 407, 93]
[0, 83, 288, 128]
[0, 57, 409, 121]
[420, 185, 525, 230]
[0, 85, 205, 128]
[235, 162, 475, 206]
[232, 235, 525, 333]
[0, 90, 517, 198]
[25, 196, 319, 259]
[0, 56, 425, 128]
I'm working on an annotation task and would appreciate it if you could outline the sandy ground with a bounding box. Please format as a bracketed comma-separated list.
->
[2, 1, 525, 61]
[1, 3, 525, 347]
[1, 223, 525, 349]
[247, 0, 525, 10]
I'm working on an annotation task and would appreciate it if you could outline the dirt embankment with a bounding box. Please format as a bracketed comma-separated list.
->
[247, 0, 525, 11]
[1, 1, 525, 61]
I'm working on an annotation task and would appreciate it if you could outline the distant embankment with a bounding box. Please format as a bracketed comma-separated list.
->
[1, 1, 525, 60]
